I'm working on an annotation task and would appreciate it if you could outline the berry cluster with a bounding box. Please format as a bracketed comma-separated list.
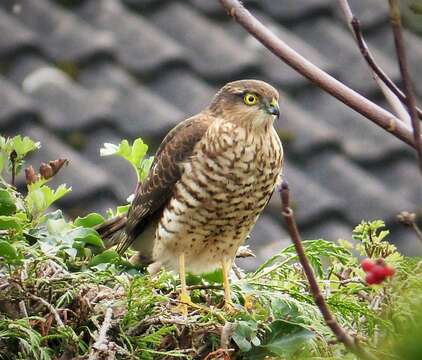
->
[361, 258, 395, 285]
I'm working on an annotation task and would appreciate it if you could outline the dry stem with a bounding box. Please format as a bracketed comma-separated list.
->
[279, 182, 375, 360]
[29, 294, 64, 328]
[388, 0, 422, 173]
[89, 307, 113, 358]
[219, 0, 418, 150]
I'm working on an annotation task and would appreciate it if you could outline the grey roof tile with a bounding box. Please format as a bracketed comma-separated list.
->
[0, 0, 114, 62]
[302, 151, 414, 224]
[293, 18, 399, 95]
[0, 9, 38, 56]
[7, 54, 114, 132]
[258, 0, 332, 22]
[122, 0, 169, 11]
[79, 61, 185, 137]
[332, 0, 389, 30]
[371, 157, 422, 207]
[148, 69, 216, 115]
[266, 162, 346, 226]
[301, 219, 354, 242]
[150, 2, 257, 80]
[295, 89, 408, 162]
[187, 0, 228, 17]
[0, 76, 40, 129]
[77, 0, 186, 76]
[279, 94, 340, 156]
[368, 26, 422, 98]
[221, 11, 335, 89]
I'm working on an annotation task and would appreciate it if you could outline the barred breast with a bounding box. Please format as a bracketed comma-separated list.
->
[153, 120, 283, 274]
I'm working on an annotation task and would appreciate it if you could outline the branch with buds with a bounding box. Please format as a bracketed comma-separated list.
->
[25, 159, 68, 185]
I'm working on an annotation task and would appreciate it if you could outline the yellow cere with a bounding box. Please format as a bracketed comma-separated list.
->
[243, 93, 258, 105]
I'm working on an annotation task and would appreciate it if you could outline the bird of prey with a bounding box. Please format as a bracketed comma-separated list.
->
[98, 79, 283, 313]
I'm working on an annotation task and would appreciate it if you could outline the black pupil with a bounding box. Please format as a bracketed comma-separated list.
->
[248, 95, 254, 102]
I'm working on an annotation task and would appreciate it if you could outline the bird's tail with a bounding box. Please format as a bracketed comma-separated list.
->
[94, 214, 127, 249]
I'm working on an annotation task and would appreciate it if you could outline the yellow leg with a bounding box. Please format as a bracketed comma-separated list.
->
[178, 252, 189, 316]
[221, 259, 235, 312]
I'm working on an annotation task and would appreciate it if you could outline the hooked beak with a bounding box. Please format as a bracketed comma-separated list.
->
[265, 99, 280, 119]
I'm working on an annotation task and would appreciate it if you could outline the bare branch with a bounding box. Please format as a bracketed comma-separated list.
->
[388, 0, 422, 173]
[279, 182, 376, 360]
[29, 294, 64, 328]
[89, 307, 113, 359]
[219, 0, 419, 150]
[337, 0, 422, 123]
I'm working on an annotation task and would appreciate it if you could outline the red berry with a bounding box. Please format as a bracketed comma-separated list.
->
[371, 265, 387, 282]
[384, 265, 395, 277]
[361, 259, 375, 272]
[365, 272, 377, 285]
[375, 258, 386, 266]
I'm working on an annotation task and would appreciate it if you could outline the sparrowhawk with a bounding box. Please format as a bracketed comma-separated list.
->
[98, 79, 283, 313]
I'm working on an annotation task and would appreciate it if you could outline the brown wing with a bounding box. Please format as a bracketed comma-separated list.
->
[117, 112, 214, 254]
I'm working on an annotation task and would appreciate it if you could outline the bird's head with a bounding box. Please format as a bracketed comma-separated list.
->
[208, 79, 280, 130]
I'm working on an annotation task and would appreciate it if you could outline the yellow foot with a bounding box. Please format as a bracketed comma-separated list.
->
[175, 292, 210, 317]
[222, 300, 239, 315]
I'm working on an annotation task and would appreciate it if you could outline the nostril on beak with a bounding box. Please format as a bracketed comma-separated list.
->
[267, 101, 280, 118]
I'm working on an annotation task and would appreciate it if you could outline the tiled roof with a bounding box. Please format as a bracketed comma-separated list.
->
[1, 0, 421, 269]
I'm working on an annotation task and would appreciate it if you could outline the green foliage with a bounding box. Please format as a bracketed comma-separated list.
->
[26, 182, 71, 217]
[0, 135, 40, 176]
[1, 135, 421, 359]
[100, 138, 154, 182]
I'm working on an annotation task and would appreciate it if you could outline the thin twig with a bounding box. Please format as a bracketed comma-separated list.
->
[10, 150, 17, 187]
[397, 211, 422, 244]
[351, 18, 422, 121]
[388, 0, 422, 173]
[89, 307, 113, 358]
[279, 181, 375, 360]
[337, 0, 411, 123]
[219, 0, 419, 150]
[29, 294, 64, 328]
[18, 300, 28, 318]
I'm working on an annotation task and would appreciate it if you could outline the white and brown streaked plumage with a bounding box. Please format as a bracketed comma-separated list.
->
[99, 79, 283, 310]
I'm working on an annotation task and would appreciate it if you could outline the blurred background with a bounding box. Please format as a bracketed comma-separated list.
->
[1, 0, 422, 269]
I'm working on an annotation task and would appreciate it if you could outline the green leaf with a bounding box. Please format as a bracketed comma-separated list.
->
[47, 218, 71, 235]
[139, 156, 154, 181]
[74, 213, 105, 228]
[26, 184, 71, 214]
[0, 215, 23, 230]
[100, 138, 152, 181]
[259, 320, 314, 357]
[0, 239, 18, 259]
[69, 227, 104, 248]
[0, 189, 16, 216]
[90, 250, 120, 266]
[9, 135, 40, 158]
[233, 321, 260, 352]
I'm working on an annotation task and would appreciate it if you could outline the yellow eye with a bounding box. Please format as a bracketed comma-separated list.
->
[243, 93, 258, 105]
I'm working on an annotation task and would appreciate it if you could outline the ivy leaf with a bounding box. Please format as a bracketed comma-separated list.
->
[90, 250, 120, 267]
[0, 239, 20, 262]
[233, 320, 260, 352]
[69, 227, 104, 248]
[0, 189, 16, 216]
[74, 213, 105, 228]
[0, 215, 24, 230]
[9, 136, 40, 158]
[258, 320, 314, 357]
[100, 138, 152, 182]
[26, 184, 71, 215]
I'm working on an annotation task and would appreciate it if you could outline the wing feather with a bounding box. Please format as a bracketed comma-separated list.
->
[117, 112, 214, 254]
